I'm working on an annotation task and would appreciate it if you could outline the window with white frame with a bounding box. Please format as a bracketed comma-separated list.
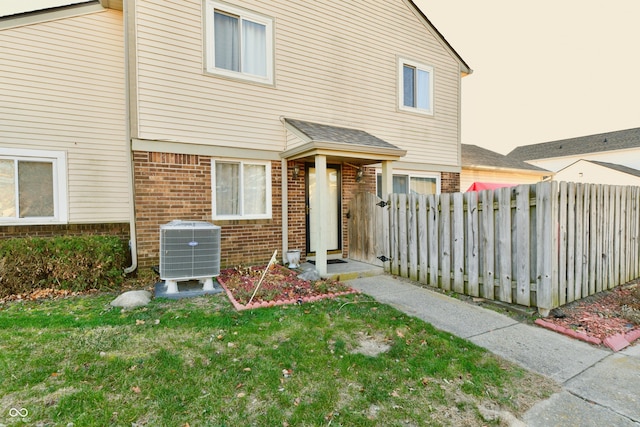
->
[212, 159, 271, 219]
[205, 1, 274, 84]
[376, 171, 440, 198]
[0, 148, 68, 224]
[399, 58, 434, 115]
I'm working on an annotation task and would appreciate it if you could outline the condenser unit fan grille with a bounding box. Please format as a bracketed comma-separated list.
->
[159, 220, 221, 280]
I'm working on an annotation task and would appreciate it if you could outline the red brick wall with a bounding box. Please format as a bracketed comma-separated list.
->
[133, 151, 211, 267]
[286, 160, 306, 259]
[134, 152, 385, 268]
[218, 159, 282, 267]
[441, 172, 461, 193]
[133, 151, 283, 268]
[0, 223, 129, 240]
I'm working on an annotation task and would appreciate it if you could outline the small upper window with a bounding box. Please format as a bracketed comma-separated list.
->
[0, 148, 68, 224]
[205, 1, 274, 84]
[399, 58, 434, 115]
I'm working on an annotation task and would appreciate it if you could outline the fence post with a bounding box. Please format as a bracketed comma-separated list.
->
[566, 182, 576, 303]
[382, 194, 391, 274]
[428, 194, 439, 287]
[466, 191, 480, 297]
[453, 192, 465, 293]
[536, 181, 557, 316]
[408, 194, 419, 281]
[440, 193, 451, 291]
[558, 182, 568, 306]
[497, 187, 512, 303]
[481, 190, 495, 299]
[515, 184, 531, 306]
[418, 195, 428, 284]
[390, 194, 399, 276]
[399, 193, 409, 278]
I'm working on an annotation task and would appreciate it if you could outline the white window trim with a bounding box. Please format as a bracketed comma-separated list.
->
[204, 0, 275, 85]
[211, 158, 272, 220]
[398, 57, 434, 116]
[0, 147, 68, 225]
[376, 169, 441, 196]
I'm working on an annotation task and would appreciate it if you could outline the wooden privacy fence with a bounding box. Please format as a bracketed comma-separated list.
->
[349, 182, 640, 315]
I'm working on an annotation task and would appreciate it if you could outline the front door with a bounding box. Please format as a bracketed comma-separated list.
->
[306, 165, 341, 254]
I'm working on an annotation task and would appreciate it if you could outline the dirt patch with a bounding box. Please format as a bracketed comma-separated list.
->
[350, 332, 391, 357]
[540, 280, 640, 342]
[217, 264, 357, 310]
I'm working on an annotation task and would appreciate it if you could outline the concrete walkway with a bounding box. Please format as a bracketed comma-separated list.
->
[346, 274, 640, 426]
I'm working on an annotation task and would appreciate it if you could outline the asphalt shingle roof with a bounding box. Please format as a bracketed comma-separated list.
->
[462, 144, 548, 172]
[284, 118, 401, 150]
[584, 160, 640, 178]
[507, 127, 640, 161]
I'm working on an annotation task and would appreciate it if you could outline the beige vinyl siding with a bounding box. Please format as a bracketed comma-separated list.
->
[133, 0, 462, 166]
[553, 160, 640, 186]
[0, 9, 128, 223]
[285, 131, 304, 151]
[460, 169, 546, 192]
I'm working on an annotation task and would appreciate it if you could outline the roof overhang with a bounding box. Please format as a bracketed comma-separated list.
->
[463, 165, 552, 176]
[281, 118, 406, 164]
[281, 140, 406, 164]
[0, 0, 114, 29]
[100, 0, 123, 10]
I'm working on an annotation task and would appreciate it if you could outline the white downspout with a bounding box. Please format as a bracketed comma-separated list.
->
[123, 0, 137, 274]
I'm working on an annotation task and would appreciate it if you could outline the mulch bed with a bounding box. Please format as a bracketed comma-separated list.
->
[217, 264, 358, 311]
[535, 279, 640, 351]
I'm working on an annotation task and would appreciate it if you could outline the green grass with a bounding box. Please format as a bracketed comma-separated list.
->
[0, 292, 558, 426]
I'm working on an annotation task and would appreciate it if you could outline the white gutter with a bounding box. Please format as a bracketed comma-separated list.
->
[123, 0, 137, 274]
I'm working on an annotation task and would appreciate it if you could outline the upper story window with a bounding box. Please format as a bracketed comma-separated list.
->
[399, 58, 434, 115]
[205, 1, 274, 85]
[0, 148, 68, 224]
[212, 159, 272, 220]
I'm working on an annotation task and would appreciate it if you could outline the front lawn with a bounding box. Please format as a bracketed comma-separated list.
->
[0, 290, 558, 426]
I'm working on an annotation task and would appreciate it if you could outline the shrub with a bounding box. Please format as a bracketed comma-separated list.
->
[0, 235, 127, 297]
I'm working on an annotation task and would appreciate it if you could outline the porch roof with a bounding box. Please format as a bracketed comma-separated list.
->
[280, 118, 406, 164]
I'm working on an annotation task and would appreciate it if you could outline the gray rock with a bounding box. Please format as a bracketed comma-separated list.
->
[110, 290, 152, 309]
[298, 268, 321, 282]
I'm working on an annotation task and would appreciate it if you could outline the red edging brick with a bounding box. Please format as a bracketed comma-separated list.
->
[535, 318, 640, 351]
[534, 318, 602, 346]
[625, 328, 640, 344]
[216, 277, 359, 311]
[603, 333, 630, 352]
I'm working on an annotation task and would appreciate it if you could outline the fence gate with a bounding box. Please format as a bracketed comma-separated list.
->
[348, 192, 386, 267]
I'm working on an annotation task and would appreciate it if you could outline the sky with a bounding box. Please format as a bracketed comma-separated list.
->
[413, 0, 640, 154]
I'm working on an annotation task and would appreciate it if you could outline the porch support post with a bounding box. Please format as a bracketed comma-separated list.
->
[381, 160, 393, 200]
[281, 159, 288, 264]
[315, 154, 328, 276]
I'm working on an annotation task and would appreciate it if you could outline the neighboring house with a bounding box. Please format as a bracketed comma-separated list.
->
[1, 0, 471, 275]
[553, 160, 640, 187]
[0, 1, 133, 266]
[507, 127, 640, 172]
[461, 144, 549, 191]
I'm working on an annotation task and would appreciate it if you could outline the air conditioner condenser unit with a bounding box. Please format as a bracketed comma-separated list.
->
[159, 220, 221, 294]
